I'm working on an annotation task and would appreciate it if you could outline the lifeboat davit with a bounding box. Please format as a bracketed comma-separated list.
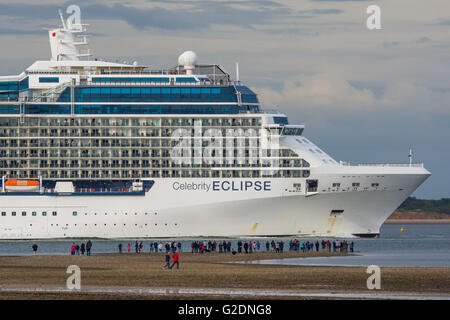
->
[5, 179, 39, 192]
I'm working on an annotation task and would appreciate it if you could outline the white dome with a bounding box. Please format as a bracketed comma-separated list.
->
[178, 51, 198, 68]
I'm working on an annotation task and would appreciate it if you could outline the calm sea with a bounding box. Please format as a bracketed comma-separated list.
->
[0, 223, 449, 267]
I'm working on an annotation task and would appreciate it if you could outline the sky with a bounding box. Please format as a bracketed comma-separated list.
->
[0, 0, 448, 199]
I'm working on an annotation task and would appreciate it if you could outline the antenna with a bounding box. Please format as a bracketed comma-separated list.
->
[409, 148, 413, 167]
[236, 62, 240, 82]
[58, 9, 67, 30]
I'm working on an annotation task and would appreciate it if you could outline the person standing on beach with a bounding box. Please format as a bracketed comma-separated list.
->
[169, 251, 180, 270]
[32, 243, 38, 255]
[80, 243, 85, 255]
[76, 243, 80, 255]
[118, 243, 123, 253]
[127, 243, 131, 253]
[243, 242, 248, 254]
[86, 240, 92, 256]
[266, 241, 270, 252]
[135, 241, 139, 253]
[71, 243, 76, 255]
[162, 251, 171, 269]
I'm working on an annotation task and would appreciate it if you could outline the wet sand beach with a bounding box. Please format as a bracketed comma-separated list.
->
[0, 251, 449, 300]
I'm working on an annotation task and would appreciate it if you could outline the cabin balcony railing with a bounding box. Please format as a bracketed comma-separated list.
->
[356, 163, 424, 168]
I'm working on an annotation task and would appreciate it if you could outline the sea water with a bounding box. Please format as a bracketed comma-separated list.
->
[0, 223, 449, 267]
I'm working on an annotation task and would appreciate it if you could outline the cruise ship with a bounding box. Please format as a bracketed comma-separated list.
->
[0, 10, 430, 239]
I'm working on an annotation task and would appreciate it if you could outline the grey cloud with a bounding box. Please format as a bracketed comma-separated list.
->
[416, 36, 431, 43]
[0, 1, 292, 31]
[298, 9, 343, 14]
[348, 80, 386, 98]
[0, 1, 346, 32]
[310, 0, 370, 2]
[382, 41, 400, 48]
[0, 28, 44, 35]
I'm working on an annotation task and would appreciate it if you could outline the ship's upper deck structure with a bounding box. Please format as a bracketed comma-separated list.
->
[0, 10, 315, 183]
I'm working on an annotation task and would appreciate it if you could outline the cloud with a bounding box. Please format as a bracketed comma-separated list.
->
[255, 73, 450, 114]
[416, 36, 431, 43]
[382, 41, 400, 48]
[256, 73, 376, 111]
[0, 1, 294, 31]
[0, 28, 44, 35]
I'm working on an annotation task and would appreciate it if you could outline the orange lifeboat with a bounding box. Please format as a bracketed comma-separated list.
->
[5, 179, 39, 192]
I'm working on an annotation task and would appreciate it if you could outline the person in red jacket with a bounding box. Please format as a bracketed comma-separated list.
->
[170, 251, 180, 270]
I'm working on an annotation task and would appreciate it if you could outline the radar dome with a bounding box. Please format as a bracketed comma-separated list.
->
[178, 51, 198, 74]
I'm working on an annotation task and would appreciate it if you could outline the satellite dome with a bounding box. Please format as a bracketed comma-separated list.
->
[178, 51, 197, 74]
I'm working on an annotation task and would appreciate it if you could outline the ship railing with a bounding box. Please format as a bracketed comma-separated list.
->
[356, 163, 424, 167]
[87, 81, 229, 87]
[32, 82, 71, 102]
[258, 109, 286, 115]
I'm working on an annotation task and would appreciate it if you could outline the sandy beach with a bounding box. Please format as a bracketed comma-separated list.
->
[0, 251, 448, 300]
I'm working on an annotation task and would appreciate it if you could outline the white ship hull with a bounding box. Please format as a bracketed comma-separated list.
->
[0, 166, 430, 239]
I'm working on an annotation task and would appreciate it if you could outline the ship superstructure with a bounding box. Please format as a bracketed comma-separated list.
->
[0, 10, 430, 239]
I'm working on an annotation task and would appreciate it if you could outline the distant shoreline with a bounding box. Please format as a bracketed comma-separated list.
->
[384, 219, 450, 224]
[385, 211, 450, 224]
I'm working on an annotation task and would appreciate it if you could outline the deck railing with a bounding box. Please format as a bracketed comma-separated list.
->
[356, 163, 424, 168]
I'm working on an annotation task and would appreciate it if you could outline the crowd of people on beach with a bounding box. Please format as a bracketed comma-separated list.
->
[30, 238, 355, 261]
[115, 239, 355, 255]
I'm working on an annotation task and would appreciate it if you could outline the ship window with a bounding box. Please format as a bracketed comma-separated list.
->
[330, 210, 344, 215]
[39, 77, 59, 83]
[12, 211, 16, 216]
[73, 211, 77, 216]
[332, 183, 341, 187]
[1, 212, 5, 216]
[372, 183, 379, 187]
[42, 211, 47, 216]
[32, 211, 37, 216]
[352, 183, 360, 187]
[52, 211, 57, 216]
